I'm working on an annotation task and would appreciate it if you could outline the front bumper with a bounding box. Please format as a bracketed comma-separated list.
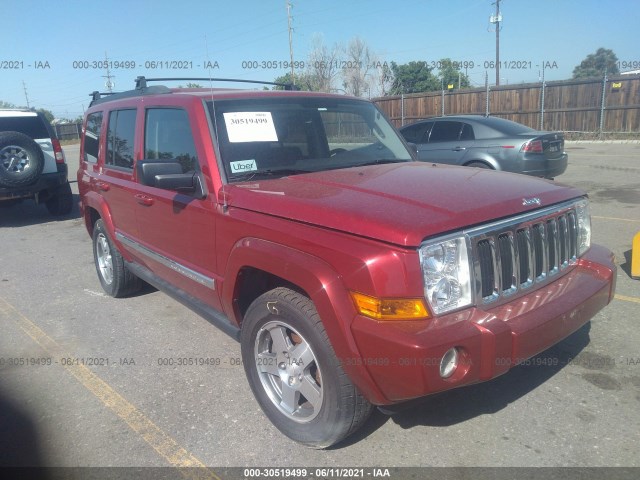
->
[349, 243, 616, 404]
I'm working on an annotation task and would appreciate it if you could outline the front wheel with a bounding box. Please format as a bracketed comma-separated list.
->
[241, 287, 373, 448]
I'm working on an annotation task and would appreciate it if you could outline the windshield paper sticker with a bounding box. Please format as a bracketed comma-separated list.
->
[224, 112, 278, 143]
[230, 159, 258, 173]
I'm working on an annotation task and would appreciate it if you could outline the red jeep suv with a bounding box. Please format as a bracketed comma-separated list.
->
[78, 77, 616, 447]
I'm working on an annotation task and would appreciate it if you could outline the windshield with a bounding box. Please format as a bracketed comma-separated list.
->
[209, 97, 412, 182]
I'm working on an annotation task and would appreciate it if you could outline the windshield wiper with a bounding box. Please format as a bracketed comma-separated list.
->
[230, 167, 311, 181]
[353, 159, 410, 167]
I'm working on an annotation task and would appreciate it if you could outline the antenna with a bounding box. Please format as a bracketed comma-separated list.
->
[22, 80, 30, 108]
[490, 0, 502, 86]
[103, 52, 115, 92]
[286, 1, 295, 84]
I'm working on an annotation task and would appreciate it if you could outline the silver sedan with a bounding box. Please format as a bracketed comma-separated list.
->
[399, 115, 568, 179]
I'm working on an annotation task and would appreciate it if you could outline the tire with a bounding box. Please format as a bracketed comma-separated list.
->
[45, 182, 74, 216]
[465, 161, 492, 169]
[241, 287, 374, 448]
[0, 132, 45, 187]
[92, 219, 141, 297]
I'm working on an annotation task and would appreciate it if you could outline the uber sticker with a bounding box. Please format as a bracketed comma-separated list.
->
[223, 112, 278, 143]
[230, 159, 258, 173]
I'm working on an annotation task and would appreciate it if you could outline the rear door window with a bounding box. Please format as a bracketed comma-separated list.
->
[460, 123, 475, 141]
[429, 121, 463, 143]
[105, 109, 136, 169]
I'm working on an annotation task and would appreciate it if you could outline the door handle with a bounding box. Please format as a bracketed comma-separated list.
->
[96, 181, 110, 191]
[452, 147, 466, 152]
[134, 194, 154, 206]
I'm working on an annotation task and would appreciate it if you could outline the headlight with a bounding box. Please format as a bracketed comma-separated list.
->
[419, 235, 473, 315]
[575, 198, 591, 256]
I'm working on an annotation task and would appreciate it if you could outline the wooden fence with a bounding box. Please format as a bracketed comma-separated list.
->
[373, 75, 640, 133]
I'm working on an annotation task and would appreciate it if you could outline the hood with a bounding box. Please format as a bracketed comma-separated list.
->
[225, 162, 585, 247]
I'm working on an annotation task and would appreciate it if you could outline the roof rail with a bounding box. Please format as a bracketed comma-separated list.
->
[88, 75, 301, 108]
[135, 76, 300, 91]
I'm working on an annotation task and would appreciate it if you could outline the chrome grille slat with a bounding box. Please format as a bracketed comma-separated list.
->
[472, 204, 581, 306]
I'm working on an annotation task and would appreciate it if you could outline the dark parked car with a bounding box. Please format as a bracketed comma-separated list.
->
[399, 115, 568, 178]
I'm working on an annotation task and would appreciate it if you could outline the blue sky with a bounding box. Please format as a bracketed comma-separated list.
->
[1, 0, 638, 119]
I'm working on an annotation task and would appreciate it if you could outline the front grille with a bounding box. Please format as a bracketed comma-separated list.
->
[470, 204, 580, 305]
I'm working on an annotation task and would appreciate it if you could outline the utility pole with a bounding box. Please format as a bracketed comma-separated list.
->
[22, 81, 30, 108]
[490, 0, 502, 86]
[102, 52, 115, 93]
[286, 2, 295, 84]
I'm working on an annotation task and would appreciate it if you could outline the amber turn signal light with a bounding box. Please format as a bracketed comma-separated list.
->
[350, 292, 430, 321]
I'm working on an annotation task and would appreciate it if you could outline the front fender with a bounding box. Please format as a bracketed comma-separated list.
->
[223, 237, 389, 404]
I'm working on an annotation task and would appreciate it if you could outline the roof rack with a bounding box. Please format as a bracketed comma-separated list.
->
[134, 76, 300, 91]
[88, 76, 300, 108]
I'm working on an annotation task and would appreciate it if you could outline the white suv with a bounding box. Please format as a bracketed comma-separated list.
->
[0, 109, 73, 215]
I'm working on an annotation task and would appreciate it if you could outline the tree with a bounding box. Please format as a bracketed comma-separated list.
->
[273, 72, 318, 91]
[307, 34, 342, 92]
[389, 61, 439, 95]
[36, 108, 55, 124]
[374, 62, 394, 97]
[436, 58, 471, 90]
[341, 37, 375, 97]
[572, 48, 619, 79]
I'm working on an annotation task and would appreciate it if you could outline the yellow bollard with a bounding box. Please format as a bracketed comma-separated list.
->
[633, 231, 640, 279]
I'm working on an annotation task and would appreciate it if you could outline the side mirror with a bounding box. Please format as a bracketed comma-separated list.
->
[136, 160, 206, 199]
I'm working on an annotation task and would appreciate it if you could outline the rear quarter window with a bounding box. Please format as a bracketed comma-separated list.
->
[83, 112, 103, 163]
[0, 116, 50, 139]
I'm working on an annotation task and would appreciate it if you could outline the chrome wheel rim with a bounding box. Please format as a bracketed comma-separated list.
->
[254, 320, 323, 423]
[0, 145, 31, 173]
[96, 233, 114, 284]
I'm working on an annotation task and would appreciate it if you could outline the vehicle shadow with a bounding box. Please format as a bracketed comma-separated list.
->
[333, 322, 591, 448]
[620, 249, 633, 279]
[0, 193, 82, 227]
[0, 383, 49, 470]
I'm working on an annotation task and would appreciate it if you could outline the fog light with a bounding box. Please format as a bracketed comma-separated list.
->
[440, 348, 459, 378]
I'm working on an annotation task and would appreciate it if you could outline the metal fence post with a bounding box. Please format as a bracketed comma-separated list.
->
[599, 70, 607, 136]
[441, 89, 445, 116]
[539, 65, 546, 131]
[401, 93, 405, 126]
[485, 71, 490, 116]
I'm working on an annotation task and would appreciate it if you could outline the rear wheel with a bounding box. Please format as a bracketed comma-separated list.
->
[241, 287, 373, 448]
[0, 132, 45, 187]
[92, 219, 141, 297]
[465, 161, 492, 169]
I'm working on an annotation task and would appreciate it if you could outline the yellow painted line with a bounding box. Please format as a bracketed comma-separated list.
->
[592, 215, 640, 223]
[615, 294, 640, 304]
[0, 296, 220, 480]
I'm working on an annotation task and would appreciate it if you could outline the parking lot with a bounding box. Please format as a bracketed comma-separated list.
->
[0, 143, 639, 472]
